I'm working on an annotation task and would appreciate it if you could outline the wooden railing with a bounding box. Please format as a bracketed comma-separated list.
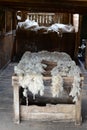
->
[27, 13, 55, 26]
[17, 12, 73, 26]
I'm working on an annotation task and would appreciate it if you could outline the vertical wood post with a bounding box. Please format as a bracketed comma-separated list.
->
[75, 95, 82, 125]
[74, 15, 82, 59]
[12, 76, 20, 124]
[75, 76, 83, 125]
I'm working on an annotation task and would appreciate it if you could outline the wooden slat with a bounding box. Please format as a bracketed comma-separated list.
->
[20, 104, 75, 121]
[13, 84, 20, 124]
[75, 95, 82, 125]
[12, 74, 84, 89]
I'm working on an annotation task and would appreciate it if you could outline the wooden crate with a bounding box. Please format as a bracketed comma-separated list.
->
[12, 61, 84, 125]
[12, 75, 83, 125]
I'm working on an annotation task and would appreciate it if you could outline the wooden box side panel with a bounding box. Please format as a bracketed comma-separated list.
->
[20, 104, 76, 121]
[12, 74, 83, 125]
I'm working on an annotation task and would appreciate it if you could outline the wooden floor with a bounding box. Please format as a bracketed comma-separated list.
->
[0, 61, 87, 129]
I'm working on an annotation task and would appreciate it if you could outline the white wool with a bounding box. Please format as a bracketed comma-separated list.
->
[14, 51, 72, 76]
[14, 66, 25, 75]
[51, 74, 63, 97]
[69, 75, 81, 102]
[51, 60, 76, 76]
[68, 66, 81, 76]
[17, 19, 39, 29]
[51, 60, 81, 102]
[17, 15, 21, 20]
[17, 20, 75, 33]
[21, 51, 31, 60]
[73, 96, 78, 103]
[48, 23, 75, 33]
[23, 88, 28, 97]
[14, 51, 81, 102]
[18, 74, 44, 99]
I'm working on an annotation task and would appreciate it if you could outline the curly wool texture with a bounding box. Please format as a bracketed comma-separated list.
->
[51, 60, 81, 102]
[51, 74, 63, 97]
[18, 74, 44, 99]
[69, 75, 81, 102]
[17, 19, 75, 33]
[14, 51, 81, 102]
[51, 60, 81, 77]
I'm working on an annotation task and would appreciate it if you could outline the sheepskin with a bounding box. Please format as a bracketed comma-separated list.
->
[14, 51, 81, 102]
[17, 19, 75, 34]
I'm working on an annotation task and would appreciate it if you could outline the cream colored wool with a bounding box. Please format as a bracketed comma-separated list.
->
[18, 73, 44, 99]
[17, 19, 75, 33]
[69, 75, 81, 102]
[14, 51, 81, 102]
[51, 74, 63, 97]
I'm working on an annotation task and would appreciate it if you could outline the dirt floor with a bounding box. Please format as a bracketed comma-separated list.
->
[0, 62, 87, 130]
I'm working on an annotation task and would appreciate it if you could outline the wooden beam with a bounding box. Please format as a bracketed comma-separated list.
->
[0, 0, 87, 14]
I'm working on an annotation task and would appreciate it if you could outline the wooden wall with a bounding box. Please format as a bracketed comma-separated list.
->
[0, 9, 15, 70]
[0, 33, 14, 69]
[15, 12, 76, 61]
[16, 30, 76, 61]
[1, 0, 87, 14]
[0, 8, 81, 69]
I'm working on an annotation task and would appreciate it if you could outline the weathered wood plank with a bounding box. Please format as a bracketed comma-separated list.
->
[21, 104, 75, 113]
[13, 84, 20, 124]
[75, 95, 82, 125]
[20, 104, 75, 121]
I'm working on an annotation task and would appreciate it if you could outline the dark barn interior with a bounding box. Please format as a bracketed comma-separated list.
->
[0, 0, 87, 68]
[0, 0, 87, 129]
[0, 0, 85, 69]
